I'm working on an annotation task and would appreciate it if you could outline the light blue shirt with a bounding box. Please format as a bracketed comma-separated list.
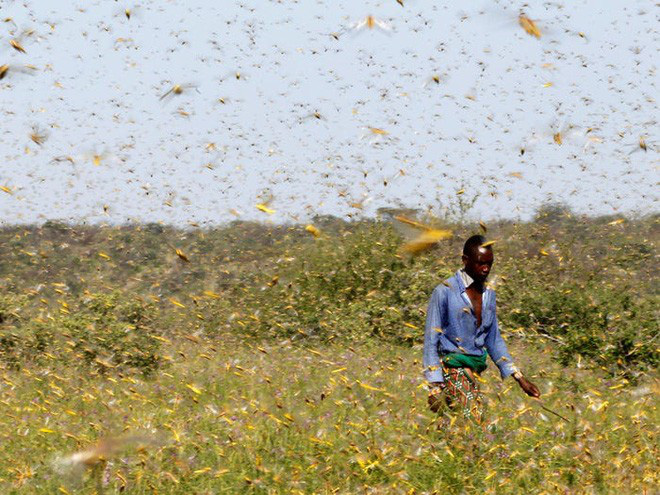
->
[423, 269, 517, 383]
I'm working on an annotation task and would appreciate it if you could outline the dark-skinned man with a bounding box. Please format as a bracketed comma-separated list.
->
[423, 235, 540, 426]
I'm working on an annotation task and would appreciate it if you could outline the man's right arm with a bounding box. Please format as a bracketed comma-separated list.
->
[423, 286, 447, 384]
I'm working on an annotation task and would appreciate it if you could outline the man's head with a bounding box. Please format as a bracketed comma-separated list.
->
[462, 234, 493, 284]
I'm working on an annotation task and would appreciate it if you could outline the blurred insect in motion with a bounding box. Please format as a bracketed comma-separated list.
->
[518, 132, 542, 156]
[301, 110, 326, 123]
[637, 136, 647, 152]
[90, 152, 107, 166]
[550, 119, 579, 145]
[255, 190, 275, 214]
[350, 15, 392, 34]
[518, 13, 541, 38]
[79, 149, 123, 167]
[423, 73, 442, 88]
[174, 106, 192, 118]
[10, 38, 26, 53]
[115, 5, 143, 20]
[220, 70, 249, 82]
[305, 224, 322, 238]
[582, 128, 604, 152]
[361, 126, 395, 145]
[627, 135, 653, 154]
[29, 125, 49, 146]
[175, 248, 190, 262]
[159, 83, 199, 101]
[7, 26, 35, 54]
[382, 168, 406, 187]
[256, 203, 275, 214]
[347, 193, 373, 211]
[0, 63, 37, 80]
[485, 7, 550, 41]
[51, 155, 76, 165]
[391, 215, 453, 255]
[53, 434, 161, 493]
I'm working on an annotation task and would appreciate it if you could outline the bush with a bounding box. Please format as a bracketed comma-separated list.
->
[72, 291, 162, 374]
[0, 290, 163, 375]
[501, 278, 659, 377]
[0, 293, 25, 325]
[534, 202, 573, 224]
[0, 293, 29, 369]
[242, 223, 448, 343]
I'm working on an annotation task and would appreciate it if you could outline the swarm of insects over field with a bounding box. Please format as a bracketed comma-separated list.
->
[0, 0, 656, 493]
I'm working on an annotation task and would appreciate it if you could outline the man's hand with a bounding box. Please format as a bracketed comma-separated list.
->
[515, 374, 540, 398]
[427, 382, 446, 413]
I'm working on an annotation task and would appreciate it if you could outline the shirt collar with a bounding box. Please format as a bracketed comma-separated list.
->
[458, 268, 474, 290]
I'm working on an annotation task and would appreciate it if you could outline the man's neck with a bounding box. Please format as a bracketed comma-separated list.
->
[467, 281, 484, 293]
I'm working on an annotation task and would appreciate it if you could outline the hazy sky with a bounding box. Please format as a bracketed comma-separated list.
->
[0, 0, 657, 226]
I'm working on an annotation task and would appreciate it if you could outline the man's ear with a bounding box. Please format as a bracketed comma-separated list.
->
[461, 254, 468, 265]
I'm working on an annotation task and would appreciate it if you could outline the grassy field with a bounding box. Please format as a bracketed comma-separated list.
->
[0, 210, 657, 493]
[1, 335, 657, 494]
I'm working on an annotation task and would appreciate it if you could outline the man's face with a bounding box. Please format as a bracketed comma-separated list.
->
[462, 247, 494, 284]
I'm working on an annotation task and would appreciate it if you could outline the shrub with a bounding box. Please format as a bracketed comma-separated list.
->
[0, 290, 163, 375]
[500, 277, 659, 377]
[72, 291, 162, 375]
[242, 223, 447, 343]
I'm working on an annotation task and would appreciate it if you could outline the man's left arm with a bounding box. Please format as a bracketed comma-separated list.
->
[485, 292, 540, 398]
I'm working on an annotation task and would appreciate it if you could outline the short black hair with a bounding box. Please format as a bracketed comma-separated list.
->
[463, 234, 489, 257]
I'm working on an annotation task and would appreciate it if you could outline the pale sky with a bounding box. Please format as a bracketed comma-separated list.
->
[0, 0, 657, 226]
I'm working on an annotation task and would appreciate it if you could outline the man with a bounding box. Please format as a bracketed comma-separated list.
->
[423, 235, 540, 425]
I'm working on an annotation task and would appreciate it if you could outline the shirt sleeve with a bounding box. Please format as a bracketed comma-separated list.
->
[423, 286, 447, 383]
[484, 291, 517, 379]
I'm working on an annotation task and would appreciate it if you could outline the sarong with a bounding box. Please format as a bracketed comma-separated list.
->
[441, 364, 484, 426]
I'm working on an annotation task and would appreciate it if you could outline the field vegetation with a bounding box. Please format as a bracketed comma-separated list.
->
[0, 207, 657, 493]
